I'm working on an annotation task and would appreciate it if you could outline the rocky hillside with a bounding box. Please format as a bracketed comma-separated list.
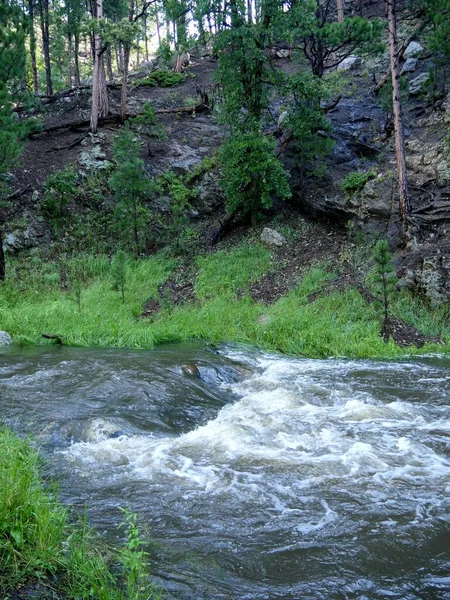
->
[5, 38, 450, 309]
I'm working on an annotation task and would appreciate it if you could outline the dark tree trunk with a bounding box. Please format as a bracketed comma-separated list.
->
[67, 31, 73, 87]
[106, 46, 113, 81]
[155, 11, 162, 45]
[121, 44, 130, 121]
[0, 229, 5, 282]
[144, 12, 149, 61]
[29, 0, 39, 93]
[74, 31, 81, 87]
[387, 0, 410, 226]
[38, 0, 52, 96]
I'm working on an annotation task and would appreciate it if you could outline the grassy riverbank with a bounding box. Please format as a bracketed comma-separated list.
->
[1, 229, 448, 357]
[0, 428, 158, 600]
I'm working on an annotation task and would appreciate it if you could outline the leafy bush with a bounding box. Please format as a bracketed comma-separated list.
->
[139, 70, 186, 87]
[340, 170, 376, 194]
[219, 132, 291, 221]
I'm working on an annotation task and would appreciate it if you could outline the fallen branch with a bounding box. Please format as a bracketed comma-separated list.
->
[3, 184, 31, 201]
[45, 135, 87, 153]
[322, 95, 342, 113]
[32, 104, 211, 136]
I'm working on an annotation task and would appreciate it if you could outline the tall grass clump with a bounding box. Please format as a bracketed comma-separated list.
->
[0, 428, 66, 589]
[0, 428, 159, 599]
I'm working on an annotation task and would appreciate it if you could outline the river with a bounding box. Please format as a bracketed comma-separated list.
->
[1, 343, 450, 599]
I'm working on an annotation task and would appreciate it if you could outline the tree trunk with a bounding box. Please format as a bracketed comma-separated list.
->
[136, 33, 140, 65]
[106, 46, 113, 81]
[144, 13, 149, 61]
[0, 229, 5, 282]
[120, 45, 130, 121]
[74, 31, 81, 87]
[247, 0, 253, 23]
[90, 0, 103, 133]
[67, 32, 73, 88]
[29, 0, 39, 94]
[337, 0, 344, 21]
[155, 11, 162, 45]
[38, 0, 52, 96]
[387, 0, 410, 226]
[99, 55, 109, 116]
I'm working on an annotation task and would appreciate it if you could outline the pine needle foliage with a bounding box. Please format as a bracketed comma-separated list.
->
[372, 239, 397, 334]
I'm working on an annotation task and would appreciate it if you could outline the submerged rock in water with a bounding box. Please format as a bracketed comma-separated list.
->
[83, 418, 125, 443]
[0, 331, 12, 346]
[182, 363, 201, 378]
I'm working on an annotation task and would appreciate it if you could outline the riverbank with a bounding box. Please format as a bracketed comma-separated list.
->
[0, 428, 158, 600]
[0, 222, 447, 358]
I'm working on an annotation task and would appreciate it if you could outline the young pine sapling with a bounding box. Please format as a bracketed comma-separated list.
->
[372, 239, 397, 337]
[111, 250, 127, 303]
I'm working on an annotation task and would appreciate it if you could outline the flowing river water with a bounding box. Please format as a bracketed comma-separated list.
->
[1, 343, 450, 599]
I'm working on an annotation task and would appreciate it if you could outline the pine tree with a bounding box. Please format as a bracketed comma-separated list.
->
[0, 0, 29, 281]
[109, 126, 152, 256]
[372, 239, 397, 336]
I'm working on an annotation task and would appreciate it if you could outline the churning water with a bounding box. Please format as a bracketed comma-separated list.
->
[1, 343, 450, 599]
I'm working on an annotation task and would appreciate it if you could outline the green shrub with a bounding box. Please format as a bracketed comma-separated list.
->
[219, 132, 291, 222]
[340, 169, 376, 194]
[139, 70, 186, 87]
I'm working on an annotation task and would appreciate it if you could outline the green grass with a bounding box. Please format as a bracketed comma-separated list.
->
[0, 428, 159, 599]
[0, 243, 447, 358]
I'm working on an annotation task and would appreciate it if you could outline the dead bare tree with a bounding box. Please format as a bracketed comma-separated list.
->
[387, 0, 410, 229]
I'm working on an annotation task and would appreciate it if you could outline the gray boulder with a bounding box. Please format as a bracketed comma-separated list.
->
[404, 41, 423, 59]
[401, 58, 418, 74]
[260, 227, 286, 247]
[337, 56, 363, 72]
[0, 331, 12, 346]
[4, 222, 50, 253]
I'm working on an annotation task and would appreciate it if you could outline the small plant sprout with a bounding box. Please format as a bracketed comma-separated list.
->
[118, 509, 153, 600]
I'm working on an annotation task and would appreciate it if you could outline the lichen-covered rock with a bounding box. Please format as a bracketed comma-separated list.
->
[260, 227, 287, 247]
[405, 140, 448, 184]
[79, 145, 111, 172]
[409, 73, 430, 95]
[4, 222, 51, 253]
[0, 331, 12, 346]
[402, 251, 450, 307]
